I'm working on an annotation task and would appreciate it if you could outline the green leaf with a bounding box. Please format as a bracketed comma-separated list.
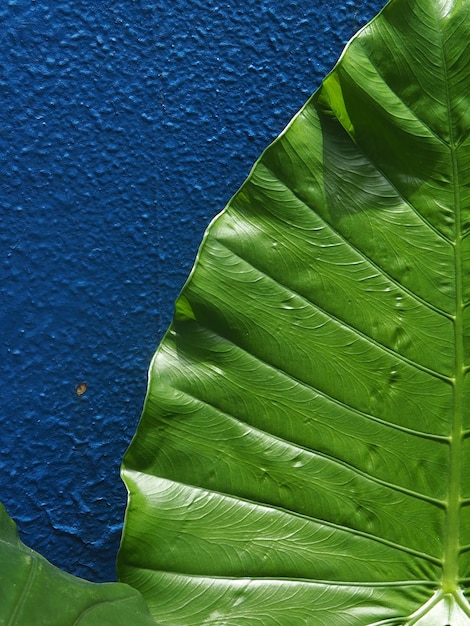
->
[0, 503, 157, 625]
[118, 0, 470, 622]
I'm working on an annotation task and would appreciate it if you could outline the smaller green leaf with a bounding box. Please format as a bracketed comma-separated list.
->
[0, 503, 157, 626]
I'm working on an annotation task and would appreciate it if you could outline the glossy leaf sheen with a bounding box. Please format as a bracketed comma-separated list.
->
[119, 0, 470, 622]
[0, 504, 157, 625]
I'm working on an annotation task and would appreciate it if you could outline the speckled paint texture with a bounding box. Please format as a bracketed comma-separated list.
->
[1, 0, 385, 582]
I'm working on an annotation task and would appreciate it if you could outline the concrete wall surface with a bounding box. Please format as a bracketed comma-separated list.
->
[1, 0, 385, 582]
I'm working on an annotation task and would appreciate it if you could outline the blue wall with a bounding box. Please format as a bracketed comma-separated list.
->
[1, 0, 385, 582]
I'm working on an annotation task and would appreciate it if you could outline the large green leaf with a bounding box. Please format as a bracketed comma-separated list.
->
[0, 503, 157, 625]
[118, 0, 470, 622]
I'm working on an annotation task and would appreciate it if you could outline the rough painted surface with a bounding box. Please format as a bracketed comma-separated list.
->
[0, 0, 384, 582]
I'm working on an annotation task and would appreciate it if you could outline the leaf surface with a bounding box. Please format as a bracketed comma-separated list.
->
[0, 503, 157, 625]
[118, 0, 470, 622]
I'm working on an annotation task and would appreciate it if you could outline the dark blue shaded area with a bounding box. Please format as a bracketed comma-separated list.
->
[0, 0, 385, 582]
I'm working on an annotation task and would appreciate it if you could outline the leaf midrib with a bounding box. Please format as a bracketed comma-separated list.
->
[437, 7, 464, 593]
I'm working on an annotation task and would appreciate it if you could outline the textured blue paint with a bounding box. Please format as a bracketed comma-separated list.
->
[1, 0, 385, 582]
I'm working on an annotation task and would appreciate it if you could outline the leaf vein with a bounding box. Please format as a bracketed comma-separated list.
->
[128, 470, 441, 567]
[172, 321, 447, 442]
[218, 240, 451, 383]
[262, 162, 452, 318]
[169, 384, 446, 508]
